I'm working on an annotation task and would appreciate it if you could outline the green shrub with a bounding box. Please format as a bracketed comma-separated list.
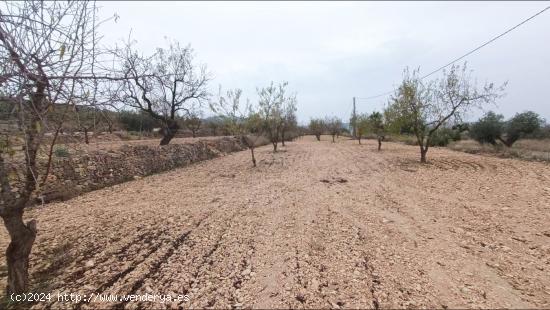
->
[429, 127, 461, 147]
[469, 111, 544, 147]
[469, 111, 504, 145]
[54, 147, 70, 157]
[118, 110, 159, 132]
[505, 111, 544, 145]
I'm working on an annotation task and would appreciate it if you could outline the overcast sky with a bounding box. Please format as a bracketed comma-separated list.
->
[98, 1, 550, 124]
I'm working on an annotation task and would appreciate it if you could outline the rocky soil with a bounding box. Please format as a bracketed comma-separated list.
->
[1, 136, 549, 309]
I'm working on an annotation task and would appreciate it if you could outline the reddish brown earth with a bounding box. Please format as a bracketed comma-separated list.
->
[1, 136, 549, 309]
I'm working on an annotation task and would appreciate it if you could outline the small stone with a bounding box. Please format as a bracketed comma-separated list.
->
[241, 268, 251, 276]
[85, 260, 94, 268]
[310, 279, 320, 290]
[83, 284, 95, 291]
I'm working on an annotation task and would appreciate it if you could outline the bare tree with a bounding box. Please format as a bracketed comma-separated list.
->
[280, 95, 297, 147]
[184, 111, 202, 138]
[257, 82, 287, 152]
[111, 39, 210, 145]
[386, 64, 504, 163]
[75, 105, 102, 144]
[205, 117, 222, 136]
[210, 87, 263, 167]
[367, 111, 385, 151]
[98, 109, 117, 134]
[326, 116, 343, 143]
[0, 0, 111, 294]
[355, 114, 369, 145]
[308, 118, 325, 141]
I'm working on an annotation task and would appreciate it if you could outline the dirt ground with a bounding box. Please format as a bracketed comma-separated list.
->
[1, 136, 549, 309]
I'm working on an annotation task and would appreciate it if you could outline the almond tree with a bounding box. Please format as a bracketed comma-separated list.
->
[111, 40, 210, 145]
[75, 105, 102, 144]
[257, 82, 288, 152]
[326, 116, 343, 143]
[210, 87, 263, 167]
[184, 111, 202, 138]
[308, 118, 325, 141]
[0, 0, 112, 294]
[386, 64, 504, 163]
[367, 111, 385, 150]
[280, 95, 297, 147]
[355, 114, 369, 145]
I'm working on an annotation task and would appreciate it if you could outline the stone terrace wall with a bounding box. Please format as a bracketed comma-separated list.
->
[37, 137, 247, 203]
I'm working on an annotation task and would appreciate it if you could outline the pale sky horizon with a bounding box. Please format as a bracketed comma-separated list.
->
[97, 1, 550, 125]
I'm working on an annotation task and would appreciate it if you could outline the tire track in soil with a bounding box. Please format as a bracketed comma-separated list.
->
[297, 205, 379, 309]
[118, 224, 219, 308]
[148, 204, 260, 309]
[65, 226, 171, 286]
[76, 212, 214, 310]
[329, 202, 444, 308]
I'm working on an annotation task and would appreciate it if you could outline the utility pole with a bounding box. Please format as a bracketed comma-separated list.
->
[352, 97, 357, 138]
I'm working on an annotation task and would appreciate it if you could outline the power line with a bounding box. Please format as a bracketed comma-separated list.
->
[356, 90, 394, 101]
[356, 5, 550, 102]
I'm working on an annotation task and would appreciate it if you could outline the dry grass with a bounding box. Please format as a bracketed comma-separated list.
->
[448, 139, 550, 162]
[384, 134, 418, 145]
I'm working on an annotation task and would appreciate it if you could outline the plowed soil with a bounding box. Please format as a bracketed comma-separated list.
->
[1, 136, 549, 309]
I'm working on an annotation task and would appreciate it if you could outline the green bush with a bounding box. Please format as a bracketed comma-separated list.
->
[469, 112, 504, 145]
[54, 147, 70, 157]
[428, 127, 461, 147]
[117, 110, 159, 132]
[469, 111, 544, 146]
[0, 100, 14, 120]
[505, 111, 544, 145]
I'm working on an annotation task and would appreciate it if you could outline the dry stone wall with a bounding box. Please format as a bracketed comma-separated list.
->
[37, 137, 248, 203]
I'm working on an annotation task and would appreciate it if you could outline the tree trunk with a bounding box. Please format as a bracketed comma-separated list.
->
[315, 134, 321, 141]
[377, 136, 382, 151]
[160, 132, 176, 145]
[358, 137, 362, 145]
[1, 82, 44, 296]
[420, 146, 428, 163]
[497, 136, 513, 147]
[332, 134, 335, 143]
[250, 147, 256, 167]
[272, 142, 278, 152]
[281, 130, 286, 147]
[191, 130, 196, 138]
[160, 121, 179, 146]
[241, 135, 257, 167]
[84, 129, 89, 144]
[3, 211, 37, 295]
